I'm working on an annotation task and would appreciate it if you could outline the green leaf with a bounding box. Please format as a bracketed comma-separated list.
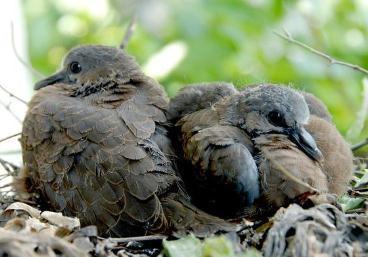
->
[202, 236, 235, 257]
[163, 234, 202, 257]
[338, 195, 365, 212]
[355, 169, 368, 188]
[241, 249, 262, 257]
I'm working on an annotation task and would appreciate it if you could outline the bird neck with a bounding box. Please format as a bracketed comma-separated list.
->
[77, 75, 168, 110]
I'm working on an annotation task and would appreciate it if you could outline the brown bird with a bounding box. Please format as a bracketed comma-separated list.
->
[171, 83, 353, 217]
[167, 82, 238, 122]
[253, 88, 354, 210]
[19, 45, 234, 237]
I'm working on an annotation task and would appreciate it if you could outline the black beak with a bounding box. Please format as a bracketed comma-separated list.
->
[288, 126, 323, 161]
[34, 71, 67, 90]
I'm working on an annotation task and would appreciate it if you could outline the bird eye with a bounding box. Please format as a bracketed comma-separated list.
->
[267, 111, 287, 127]
[69, 62, 82, 74]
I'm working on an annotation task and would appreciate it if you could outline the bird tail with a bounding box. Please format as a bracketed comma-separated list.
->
[161, 193, 238, 237]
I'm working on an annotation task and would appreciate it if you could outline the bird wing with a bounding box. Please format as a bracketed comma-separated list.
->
[255, 135, 329, 207]
[21, 86, 177, 236]
[305, 116, 353, 195]
[177, 109, 259, 213]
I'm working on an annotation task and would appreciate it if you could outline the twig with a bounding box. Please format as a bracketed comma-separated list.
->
[352, 138, 368, 151]
[0, 132, 21, 144]
[0, 157, 20, 174]
[274, 30, 368, 76]
[10, 22, 44, 79]
[0, 183, 12, 190]
[348, 189, 368, 197]
[99, 234, 167, 243]
[119, 15, 137, 49]
[263, 149, 320, 194]
[0, 99, 22, 123]
[0, 84, 27, 105]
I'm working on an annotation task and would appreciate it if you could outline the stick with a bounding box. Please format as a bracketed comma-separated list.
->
[0, 132, 21, 143]
[99, 234, 167, 243]
[119, 15, 137, 49]
[352, 138, 368, 151]
[10, 22, 44, 79]
[274, 30, 368, 76]
[0, 158, 20, 171]
[0, 99, 22, 123]
[0, 84, 27, 105]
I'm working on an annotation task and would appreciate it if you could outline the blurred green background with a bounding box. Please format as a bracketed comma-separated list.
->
[22, 0, 368, 149]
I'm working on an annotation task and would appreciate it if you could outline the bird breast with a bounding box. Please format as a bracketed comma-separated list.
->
[254, 134, 329, 207]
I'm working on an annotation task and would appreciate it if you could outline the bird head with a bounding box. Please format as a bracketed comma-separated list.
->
[34, 45, 144, 95]
[227, 84, 323, 161]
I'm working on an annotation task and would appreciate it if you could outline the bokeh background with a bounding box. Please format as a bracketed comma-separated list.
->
[1, 0, 368, 165]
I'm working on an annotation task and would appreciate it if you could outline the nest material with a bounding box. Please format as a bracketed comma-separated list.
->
[263, 204, 368, 257]
[0, 157, 367, 256]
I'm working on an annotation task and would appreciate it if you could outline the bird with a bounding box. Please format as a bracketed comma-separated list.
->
[167, 82, 238, 122]
[168, 83, 257, 217]
[252, 88, 353, 209]
[170, 83, 353, 217]
[19, 45, 235, 237]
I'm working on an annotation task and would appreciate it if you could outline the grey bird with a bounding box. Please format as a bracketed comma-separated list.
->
[167, 82, 238, 122]
[19, 45, 235, 237]
[260, 90, 353, 201]
[171, 83, 352, 217]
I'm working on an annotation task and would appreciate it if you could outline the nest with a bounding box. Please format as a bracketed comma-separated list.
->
[0, 158, 367, 257]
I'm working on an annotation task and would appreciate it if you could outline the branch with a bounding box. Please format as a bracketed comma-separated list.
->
[0, 132, 21, 143]
[10, 22, 45, 79]
[0, 99, 22, 123]
[119, 15, 137, 49]
[0, 84, 28, 105]
[99, 234, 167, 244]
[274, 30, 368, 76]
[352, 138, 368, 151]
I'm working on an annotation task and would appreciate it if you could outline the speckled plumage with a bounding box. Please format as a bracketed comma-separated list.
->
[20, 45, 234, 237]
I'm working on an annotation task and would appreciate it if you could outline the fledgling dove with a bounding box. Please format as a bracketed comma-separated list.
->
[250, 85, 353, 209]
[167, 82, 238, 122]
[169, 83, 256, 217]
[19, 45, 235, 237]
[171, 83, 353, 217]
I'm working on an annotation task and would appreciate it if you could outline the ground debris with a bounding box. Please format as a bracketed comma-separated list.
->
[0, 202, 165, 257]
[263, 203, 368, 257]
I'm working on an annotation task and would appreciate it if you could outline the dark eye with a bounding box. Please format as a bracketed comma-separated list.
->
[69, 62, 82, 74]
[267, 111, 287, 127]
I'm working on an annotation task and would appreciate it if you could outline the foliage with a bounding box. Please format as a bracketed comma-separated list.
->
[22, 0, 368, 144]
[162, 234, 261, 257]
[339, 165, 368, 212]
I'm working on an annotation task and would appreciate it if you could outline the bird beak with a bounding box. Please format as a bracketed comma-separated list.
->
[34, 71, 67, 90]
[288, 126, 323, 161]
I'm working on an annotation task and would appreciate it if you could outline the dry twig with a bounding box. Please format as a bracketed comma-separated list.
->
[0, 99, 22, 123]
[0, 84, 27, 105]
[99, 234, 167, 244]
[0, 157, 19, 175]
[274, 30, 368, 76]
[0, 132, 21, 144]
[119, 15, 137, 49]
[10, 22, 44, 79]
[352, 138, 368, 152]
